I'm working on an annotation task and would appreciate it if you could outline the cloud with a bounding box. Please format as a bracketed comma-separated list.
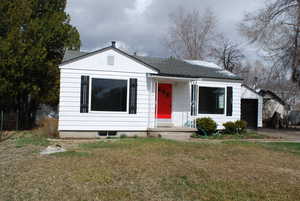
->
[66, 0, 264, 58]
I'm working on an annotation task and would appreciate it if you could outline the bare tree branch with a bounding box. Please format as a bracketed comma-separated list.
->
[210, 36, 245, 72]
[166, 8, 217, 60]
[240, 0, 300, 85]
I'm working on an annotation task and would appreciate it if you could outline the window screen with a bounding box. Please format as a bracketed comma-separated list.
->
[91, 78, 127, 112]
[198, 87, 225, 114]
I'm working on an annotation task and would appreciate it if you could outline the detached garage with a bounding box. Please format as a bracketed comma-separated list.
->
[241, 85, 263, 128]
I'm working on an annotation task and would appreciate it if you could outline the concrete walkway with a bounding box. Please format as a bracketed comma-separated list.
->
[257, 128, 300, 141]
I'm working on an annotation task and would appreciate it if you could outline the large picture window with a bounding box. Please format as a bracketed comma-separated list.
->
[91, 78, 128, 112]
[198, 87, 225, 114]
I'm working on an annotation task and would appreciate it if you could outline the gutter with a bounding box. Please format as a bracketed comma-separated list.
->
[148, 74, 243, 83]
[148, 74, 200, 81]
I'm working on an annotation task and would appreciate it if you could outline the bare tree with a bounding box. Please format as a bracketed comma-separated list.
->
[211, 37, 245, 72]
[240, 0, 300, 85]
[166, 8, 217, 60]
[235, 60, 268, 88]
[238, 60, 300, 106]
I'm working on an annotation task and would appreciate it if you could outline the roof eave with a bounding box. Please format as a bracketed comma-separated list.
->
[60, 46, 160, 73]
[151, 73, 243, 82]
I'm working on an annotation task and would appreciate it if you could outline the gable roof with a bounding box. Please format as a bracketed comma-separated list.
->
[242, 84, 262, 96]
[62, 46, 242, 81]
[61, 46, 160, 72]
[259, 89, 286, 106]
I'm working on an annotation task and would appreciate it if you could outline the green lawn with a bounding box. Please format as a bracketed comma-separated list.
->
[1, 135, 300, 201]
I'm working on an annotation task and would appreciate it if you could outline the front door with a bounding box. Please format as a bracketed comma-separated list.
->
[157, 83, 172, 119]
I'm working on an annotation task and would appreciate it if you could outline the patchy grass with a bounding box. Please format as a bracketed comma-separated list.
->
[51, 151, 92, 157]
[79, 138, 173, 149]
[79, 140, 130, 149]
[15, 133, 49, 148]
[194, 132, 275, 140]
[1, 138, 300, 201]
[259, 142, 300, 155]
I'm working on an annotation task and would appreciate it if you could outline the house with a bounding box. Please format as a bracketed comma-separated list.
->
[288, 110, 300, 125]
[258, 89, 289, 128]
[58, 42, 243, 138]
[240, 85, 263, 128]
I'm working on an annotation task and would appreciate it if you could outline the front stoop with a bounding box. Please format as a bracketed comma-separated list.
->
[158, 132, 193, 141]
[148, 127, 197, 141]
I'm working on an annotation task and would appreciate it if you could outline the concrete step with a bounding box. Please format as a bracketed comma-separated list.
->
[157, 123, 174, 127]
[149, 132, 193, 141]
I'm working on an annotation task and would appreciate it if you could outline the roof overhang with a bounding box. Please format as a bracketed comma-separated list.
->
[148, 74, 243, 83]
[59, 46, 160, 73]
[149, 74, 199, 81]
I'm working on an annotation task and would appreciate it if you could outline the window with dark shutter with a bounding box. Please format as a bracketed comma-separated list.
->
[198, 87, 225, 114]
[191, 85, 197, 116]
[91, 78, 127, 112]
[129, 78, 138, 114]
[80, 76, 90, 113]
[226, 87, 233, 116]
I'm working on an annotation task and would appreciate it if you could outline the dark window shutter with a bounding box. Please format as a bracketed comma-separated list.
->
[80, 76, 90, 113]
[227, 87, 233, 116]
[129, 78, 138, 114]
[191, 85, 197, 116]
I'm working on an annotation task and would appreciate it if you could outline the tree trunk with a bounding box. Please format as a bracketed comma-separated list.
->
[293, 0, 300, 83]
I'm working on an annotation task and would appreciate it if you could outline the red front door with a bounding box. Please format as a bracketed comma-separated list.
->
[157, 83, 172, 119]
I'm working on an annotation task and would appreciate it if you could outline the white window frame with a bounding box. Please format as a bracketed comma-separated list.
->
[197, 86, 226, 115]
[88, 76, 130, 114]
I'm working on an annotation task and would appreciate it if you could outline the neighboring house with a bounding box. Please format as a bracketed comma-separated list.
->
[288, 103, 300, 125]
[288, 110, 300, 125]
[58, 42, 243, 138]
[241, 85, 263, 128]
[259, 90, 289, 128]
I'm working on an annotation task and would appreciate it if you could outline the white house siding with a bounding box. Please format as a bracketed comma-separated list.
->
[147, 77, 156, 129]
[61, 49, 157, 74]
[146, 78, 192, 128]
[172, 82, 191, 127]
[241, 86, 263, 127]
[192, 79, 242, 129]
[147, 78, 242, 129]
[59, 49, 158, 132]
[59, 48, 242, 132]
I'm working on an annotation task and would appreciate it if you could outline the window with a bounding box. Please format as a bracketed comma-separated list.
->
[198, 87, 225, 114]
[91, 78, 127, 112]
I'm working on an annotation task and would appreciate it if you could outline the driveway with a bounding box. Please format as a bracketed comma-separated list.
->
[257, 128, 300, 141]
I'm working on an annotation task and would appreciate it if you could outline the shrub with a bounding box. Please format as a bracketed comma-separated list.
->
[196, 117, 217, 135]
[223, 121, 236, 134]
[36, 117, 59, 138]
[191, 133, 201, 138]
[235, 120, 247, 134]
[120, 134, 127, 139]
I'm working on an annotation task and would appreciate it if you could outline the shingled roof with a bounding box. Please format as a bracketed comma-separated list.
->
[134, 56, 241, 80]
[62, 48, 242, 81]
[63, 50, 89, 62]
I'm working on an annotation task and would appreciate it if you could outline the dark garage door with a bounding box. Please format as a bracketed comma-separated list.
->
[241, 99, 258, 128]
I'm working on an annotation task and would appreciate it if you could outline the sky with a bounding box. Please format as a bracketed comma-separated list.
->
[66, 0, 265, 58]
